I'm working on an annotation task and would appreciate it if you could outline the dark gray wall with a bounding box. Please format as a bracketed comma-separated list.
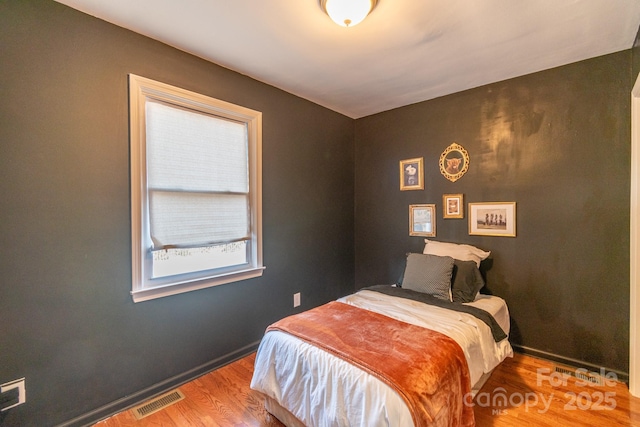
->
[354, 51, 631, 375]
[0, 1, 354, 425]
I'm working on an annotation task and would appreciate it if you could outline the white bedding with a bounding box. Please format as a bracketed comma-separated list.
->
[250, 290, 513, 427]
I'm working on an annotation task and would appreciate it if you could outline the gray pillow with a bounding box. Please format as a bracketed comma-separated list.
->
[401, 253, 454, 301]
[451, 259, 485, 303]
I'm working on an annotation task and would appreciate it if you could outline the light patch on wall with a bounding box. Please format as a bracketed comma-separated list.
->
[477, 86, 561, 186]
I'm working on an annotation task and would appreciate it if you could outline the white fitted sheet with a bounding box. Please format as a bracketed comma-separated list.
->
[250, 290, 513, 427]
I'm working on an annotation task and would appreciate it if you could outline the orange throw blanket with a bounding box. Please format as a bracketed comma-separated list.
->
[267, 301, 475, 427]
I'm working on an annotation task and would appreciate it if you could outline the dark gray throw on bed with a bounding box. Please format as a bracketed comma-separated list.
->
[362, 285, 508, 342]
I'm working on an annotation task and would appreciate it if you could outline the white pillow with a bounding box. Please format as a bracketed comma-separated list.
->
[423, 239, 490, 267]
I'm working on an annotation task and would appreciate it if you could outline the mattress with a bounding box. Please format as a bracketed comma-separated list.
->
[251, 290, 513, 427]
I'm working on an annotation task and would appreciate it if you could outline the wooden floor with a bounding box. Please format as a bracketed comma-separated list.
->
[95, 352, 640, 426]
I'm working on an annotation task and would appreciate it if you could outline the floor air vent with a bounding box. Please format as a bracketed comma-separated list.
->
[131, 389, 185, 420]
[554, 366, 604, 386]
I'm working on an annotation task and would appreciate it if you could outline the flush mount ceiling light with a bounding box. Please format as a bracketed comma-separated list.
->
[319, 0, 378, 27]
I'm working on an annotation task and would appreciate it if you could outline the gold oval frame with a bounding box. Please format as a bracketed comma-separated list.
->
[439, 142, 469, 182]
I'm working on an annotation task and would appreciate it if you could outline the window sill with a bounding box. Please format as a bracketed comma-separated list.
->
[131, 266, 265, 303]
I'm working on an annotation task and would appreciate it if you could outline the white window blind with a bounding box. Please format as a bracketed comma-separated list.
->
[146, 101, 249, 248]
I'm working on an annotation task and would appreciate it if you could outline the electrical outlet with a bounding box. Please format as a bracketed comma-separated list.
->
[1, 378, 25, 412]
[0, 388, 18, 408]
[293, 292, 301, 308]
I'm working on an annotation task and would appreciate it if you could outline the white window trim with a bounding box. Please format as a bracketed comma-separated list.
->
[129, 74, 263, 303]
[630, 71, 640, 396]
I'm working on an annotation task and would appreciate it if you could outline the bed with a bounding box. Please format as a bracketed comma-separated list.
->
[250, 240, 514, 427]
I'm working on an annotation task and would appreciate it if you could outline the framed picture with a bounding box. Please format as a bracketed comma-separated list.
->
[399, 157, 424, 191]
[439, 142, 469, 182]
[443, 193, 464, 219]
[468, 202, 516, 237]
[409, 204, 436, 237]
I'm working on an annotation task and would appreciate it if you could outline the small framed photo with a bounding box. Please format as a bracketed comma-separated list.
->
[399, 157, 424, 191]
[409, 204, 436, 237]
[439, 142, 469, 182]
[443, 193, 464, 219]
[469, 202, 516, 237]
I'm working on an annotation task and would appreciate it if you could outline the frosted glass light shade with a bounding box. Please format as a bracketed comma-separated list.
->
[321, 0, 377, 27]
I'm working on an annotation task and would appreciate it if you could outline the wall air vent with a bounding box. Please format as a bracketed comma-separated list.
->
[554, 366, 604, 386]
[131, 389, 185, 420]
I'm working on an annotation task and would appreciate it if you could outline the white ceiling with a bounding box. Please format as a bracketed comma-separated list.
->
[56, 0, 640, 119]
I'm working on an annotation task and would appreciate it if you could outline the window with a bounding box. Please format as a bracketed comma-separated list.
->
[129, 75, 263, 302]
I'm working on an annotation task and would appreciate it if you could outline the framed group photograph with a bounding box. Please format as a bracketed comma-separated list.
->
[399, 157, 424, 191]
[468, 202, 516, 237]
[409, 204, 436, 237]
[443, 193, 464, 219]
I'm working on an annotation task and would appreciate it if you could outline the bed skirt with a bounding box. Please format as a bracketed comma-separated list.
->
[263, 394, 306, 427]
